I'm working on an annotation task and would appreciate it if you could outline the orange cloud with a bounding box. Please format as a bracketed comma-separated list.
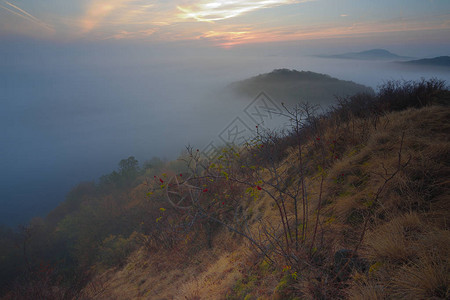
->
[76, 0, 179, 40]
[199, 30, 256, 47]
[80, 0, 131, 34]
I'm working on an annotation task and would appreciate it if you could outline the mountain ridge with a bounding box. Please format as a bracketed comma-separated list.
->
[318, 48, 411, 60]
[399, 55, 450, 68]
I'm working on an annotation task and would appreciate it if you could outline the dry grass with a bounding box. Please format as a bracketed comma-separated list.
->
[81, 104, 450, 299]
[391, 251, 449, 299]
[83, 247, 215, 299]
[176, 248, 245, 299]
[337, 106, 449, 299]
[348, 275, 387, 300]
[365, 213, 424, 264]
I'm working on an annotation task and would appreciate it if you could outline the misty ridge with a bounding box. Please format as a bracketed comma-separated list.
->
[318, 48, 412, 60]
[399, 56, 450, 68]
[227, 69, 374, 107]
[318, 48, 450, 69]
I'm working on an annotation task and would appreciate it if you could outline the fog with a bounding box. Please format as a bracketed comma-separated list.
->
[1, 38, 449, 226]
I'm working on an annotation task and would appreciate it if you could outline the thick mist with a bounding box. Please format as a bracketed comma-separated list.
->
[1, 38, 449, 226]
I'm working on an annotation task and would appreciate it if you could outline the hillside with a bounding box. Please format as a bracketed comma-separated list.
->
[227, 69, 373, 106]
[320, 49, 410, 61]
[400, 56, 450, 68]
[83, 80, 450, 299]
[1, 79, 449, 299]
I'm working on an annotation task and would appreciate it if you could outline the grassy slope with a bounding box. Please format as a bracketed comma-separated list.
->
[81, 103, 449, 299]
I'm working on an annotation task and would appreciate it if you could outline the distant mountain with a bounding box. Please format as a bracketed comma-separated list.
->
[320, 49, 411, 61]
[399, 56, 450, 68]
[227, 69, 374, 106]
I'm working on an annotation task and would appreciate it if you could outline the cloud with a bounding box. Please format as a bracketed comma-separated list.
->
[198, 29, 255, 47]
[0, 1, 54, 32]
[76, 0, 179, 40]
[196, 16, 450, 47]
[79, 0, 132, 34]
[104, 28, 160, 40]
[1, 0, 448, 47]
[177, 0, 303, 22]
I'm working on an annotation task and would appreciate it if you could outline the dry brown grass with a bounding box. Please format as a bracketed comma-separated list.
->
[341, 106, 450, 299]
[365, 213, 424, 264]
[81, 104, 449, 299]
[391, 250, 449, 299]
[349, 275, 388, 300]
[176, 247, 245, 299]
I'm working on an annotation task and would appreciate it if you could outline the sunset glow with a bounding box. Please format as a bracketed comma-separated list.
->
[0, 0, 449, 46]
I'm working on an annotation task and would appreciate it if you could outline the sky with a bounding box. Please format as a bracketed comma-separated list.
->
[1, 1, 449, 227]
[0, 0, 449, 47]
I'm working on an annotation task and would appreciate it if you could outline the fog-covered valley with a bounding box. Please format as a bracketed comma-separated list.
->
[1, 39, 449, 226]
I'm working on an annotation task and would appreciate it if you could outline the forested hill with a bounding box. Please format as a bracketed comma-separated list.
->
[228, 69, 374, 105]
